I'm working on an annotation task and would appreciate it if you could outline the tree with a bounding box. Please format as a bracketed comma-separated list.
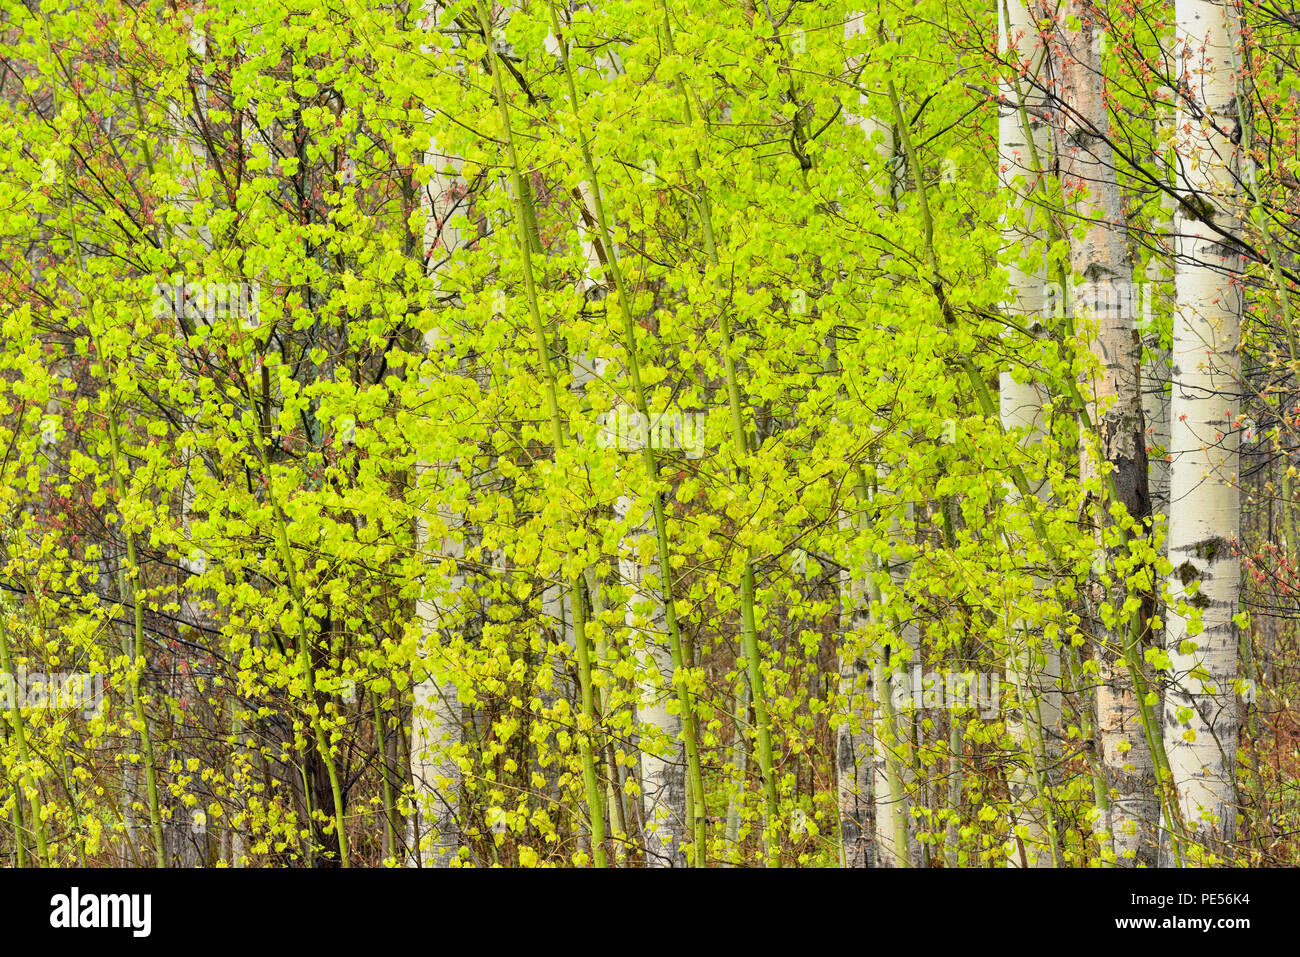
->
[1164, 0, 1245, 861]
[1052, 0, 1160, 866]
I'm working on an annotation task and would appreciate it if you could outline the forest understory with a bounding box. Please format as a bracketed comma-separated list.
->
[0, 0, 1298, 869]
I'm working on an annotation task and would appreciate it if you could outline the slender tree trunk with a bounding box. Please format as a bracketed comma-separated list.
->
[407, 222, 468, 865]
[834, 11, 882, 872]
[836, 510, 874, 869]
[617, 497, 687, 867]
[998, 0, 1061, 868]
[867, 466, 920, 868]
[842, 12, 919, 869]
[1143, 116, 1175, 517]
[407, 3, 472, 866]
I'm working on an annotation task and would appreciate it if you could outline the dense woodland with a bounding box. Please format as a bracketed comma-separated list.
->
[0, 0, 1296, 869]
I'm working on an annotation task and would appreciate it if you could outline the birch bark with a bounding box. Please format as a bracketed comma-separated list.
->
[1164, 0, 1243, 858]
[407, 0, 474, 867]
[1054, 0, 1159, 866]
[997, 0, 1060, 868]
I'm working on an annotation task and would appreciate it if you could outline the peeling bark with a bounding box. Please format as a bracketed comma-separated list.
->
[1054, 0, 1159, 865]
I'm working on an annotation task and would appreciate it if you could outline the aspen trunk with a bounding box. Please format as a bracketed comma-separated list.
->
[842, 12, 918, 868]
[1143, 118, 1175, 518]
[870, 467, 921, 869]
[834, 11, 880, 871]
[1164, 0, 1243, 859]
[1053, 1, 1160, 866]
[156, 15, 213, 868]
[617, 497, 687, 867]
[407, 2, 472, 865]
[997, 0, 1062, 868]
[837, 511, 874, 869]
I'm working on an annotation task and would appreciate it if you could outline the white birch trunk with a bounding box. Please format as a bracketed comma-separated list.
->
[407, 1, 472, 867]
[1164, 0, 1243, 857]
[833, 11, 881, 871]
[615, 496, 687, 867]
[1055, 1, 1160, 866]
[997, 0, 1061, 868]
[837, 508, 874, 868]
[163, 17, 213, 868]
[1143, 123, 1176, 517]
[842, 11, 918, 868]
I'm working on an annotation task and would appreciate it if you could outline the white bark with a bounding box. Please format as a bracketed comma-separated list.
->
[164, 17, 213, 868]
[1144, 117, 1176, 517]
[842, 11, 917, 868]
[872, 469, 921, 869]
[997, 0, 1061, 868]
[616, 495, 687, 867]
[407, 1, 471, 867]
[837, 507, 874, 868]
[1055, 1, 1160, 866]
[1164, 0, 1243, 856]
[408, 650, 463, 867]
[833, 11, 880, 871]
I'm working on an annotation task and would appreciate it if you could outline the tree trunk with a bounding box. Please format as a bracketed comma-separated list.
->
[407, 2, 473, 865]
[617, 497, 688, 867]
[1164, 0, 1243, 861]
[837, 524, 875, 869]
[1055, 0, 1159, 866]
[998, 0, 1061, 868]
